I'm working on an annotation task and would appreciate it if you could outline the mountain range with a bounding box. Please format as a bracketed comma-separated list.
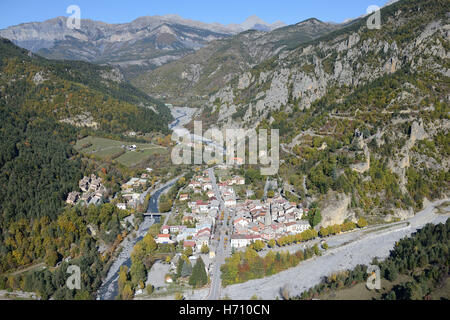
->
[0, 14, 286, 79]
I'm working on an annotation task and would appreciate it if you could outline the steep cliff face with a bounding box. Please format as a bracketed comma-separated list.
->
[319, 192, 354, 228]
[208, 2, 449, 129]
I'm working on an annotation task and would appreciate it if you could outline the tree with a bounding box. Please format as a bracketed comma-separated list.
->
[268, 239, 276, 248]
[181, 260, 192, 278]
[121, 283, 134, 300]
[310, 208, 322, 228]
[118, 266, 129, 291]
[45, 248, 59, 267]
[357, 218, 368, 228]
[175, 292, 184, 300]
[189, 257, 208, 288]
[146, 284, 154, 295]
[142, 233, 158, 253]
[130, 260, 146, 287]
[201, 244, 210, 254]
[176, 258, 184, 278]
[252, 240, 266, 252]
[184, 247, 193, 257]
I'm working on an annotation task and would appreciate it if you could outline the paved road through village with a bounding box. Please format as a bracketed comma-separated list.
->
[206, 167, 233, 300]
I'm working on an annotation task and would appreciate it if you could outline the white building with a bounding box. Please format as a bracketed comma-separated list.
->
[230, 234, 261, 248]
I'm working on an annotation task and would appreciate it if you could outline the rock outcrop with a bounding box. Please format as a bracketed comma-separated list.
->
[319, 192, 354, 228]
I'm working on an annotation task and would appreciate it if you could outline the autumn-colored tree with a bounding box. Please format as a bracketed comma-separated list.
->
[184, 247, 193, 257]
[45, 248, 59, 267]
[357, 217, 368, 228]
[175, 292, 184, 300]
[122, 283, 134, 300]
[252, 240, 266, 252]
[118, 266, 129, 291]
[268, 239, 277, 248]
[201, 244, 210, 254]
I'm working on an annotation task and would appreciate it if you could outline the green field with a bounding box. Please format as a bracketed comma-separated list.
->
[75, 136, 167, 167]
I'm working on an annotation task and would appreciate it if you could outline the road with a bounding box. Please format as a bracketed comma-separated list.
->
[206, 167, 233, 300]
[220, 198, 449, 300]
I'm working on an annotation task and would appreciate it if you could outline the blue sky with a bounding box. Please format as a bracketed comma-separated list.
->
[0, 0, 390, 29]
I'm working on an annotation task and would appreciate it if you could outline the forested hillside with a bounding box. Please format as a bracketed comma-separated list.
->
[0, 39, 172, 279]
[0, 38, 173, 134]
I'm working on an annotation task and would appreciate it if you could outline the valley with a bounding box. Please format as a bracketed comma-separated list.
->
[0, 0, 448, 303]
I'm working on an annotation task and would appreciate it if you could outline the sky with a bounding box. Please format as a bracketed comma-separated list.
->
[0, 0, 391, 29]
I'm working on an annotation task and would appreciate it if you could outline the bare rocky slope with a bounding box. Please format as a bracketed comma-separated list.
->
[133, 18, 341, 104]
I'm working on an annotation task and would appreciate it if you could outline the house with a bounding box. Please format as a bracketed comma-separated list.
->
[156, 234, 174, 244]
[230, 234, 261, 248]
[188, 181, 201, 189]
[116, 203, 127, 210]
[233, 217, 249, 228]
[66, 192, 80, 205]
[202, 183, 213, 191]
[195, 235, 210, 249]
[196, 227, 211, 238]
[161, 225, 170, 234]
[224, 198, 236, 207]
[183, 240, 196, 250]
[246, 190, 255, 198]
[79, 176, 91, 192]
[89, 175, 103, 191]
[297, 220, 311, 232]
[285, 220, 310, 234]
[80, 192, 92, 204]
[207, 191, 215, 199]
[196, 201, 209, 213]
[122, 178, 148, 191]
[170, 225, 186, 234]
[146, 168, 153, 173]
[179, 194, 189, 202]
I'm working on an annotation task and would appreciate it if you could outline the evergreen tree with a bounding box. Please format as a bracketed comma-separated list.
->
[189, 257, 207, 288]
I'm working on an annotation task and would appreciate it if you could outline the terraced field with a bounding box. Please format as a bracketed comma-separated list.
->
[75, 136, 167, 167]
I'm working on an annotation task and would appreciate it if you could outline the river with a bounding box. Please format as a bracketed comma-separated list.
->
[97, 106, 193, 300]
[96, 181, 176, 300]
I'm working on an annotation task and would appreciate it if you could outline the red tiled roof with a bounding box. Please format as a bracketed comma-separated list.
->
[183, 240, 196, 247]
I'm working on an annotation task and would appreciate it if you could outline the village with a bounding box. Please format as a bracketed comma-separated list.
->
[66, 168, 154, 210]
[65, 163, 315, 298]
[153, 166, 312, 255]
